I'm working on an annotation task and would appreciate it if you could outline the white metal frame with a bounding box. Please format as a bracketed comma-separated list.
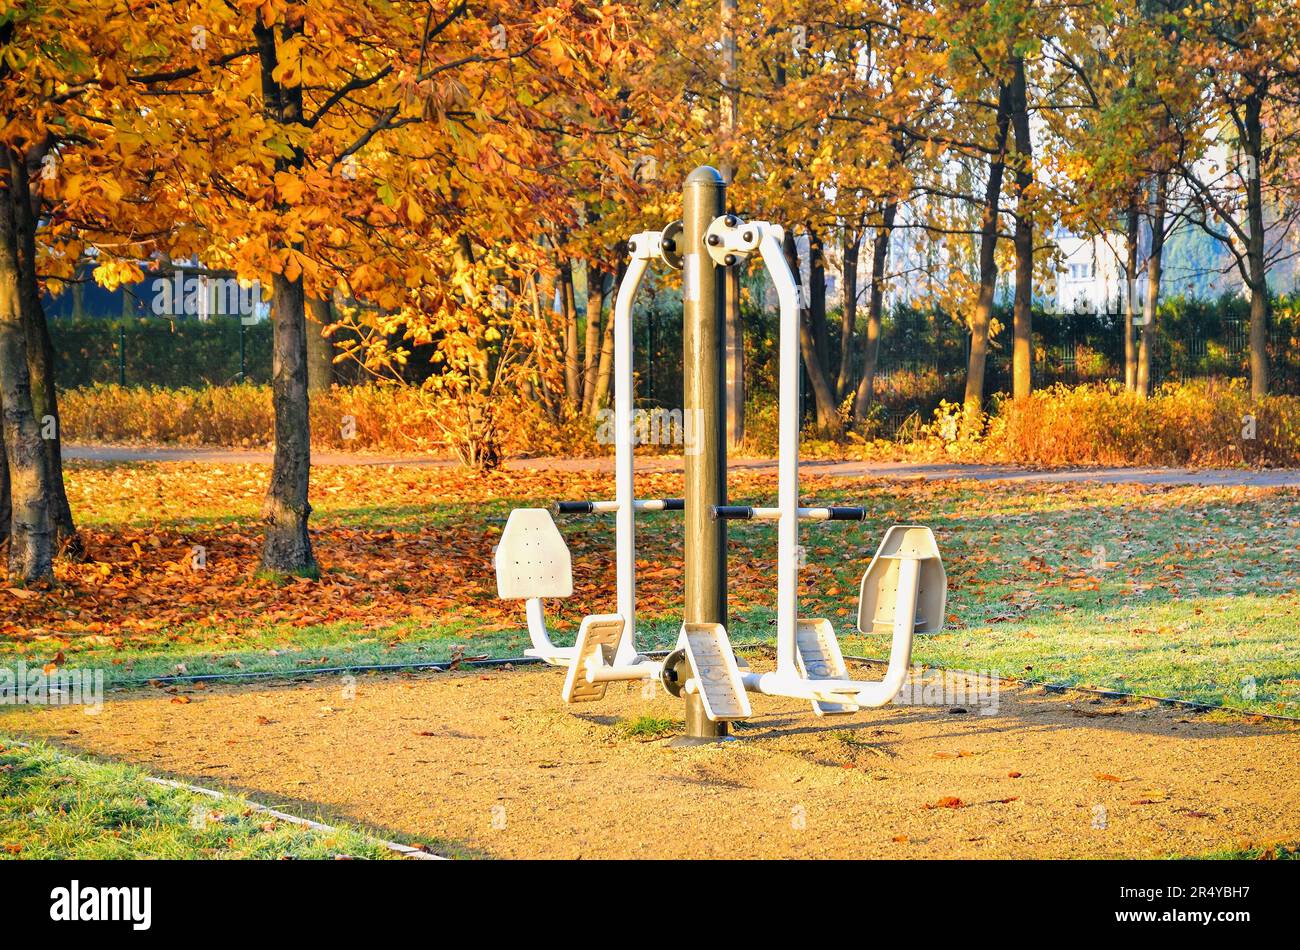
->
[611, 231, 664, 668]
[704, 217, 930, 710]
[496, 213, 943, 714]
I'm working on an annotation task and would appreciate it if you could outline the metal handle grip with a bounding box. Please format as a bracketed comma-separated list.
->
[826, 507, 866, 521]
[554, 501, 594, 514]
[711, 506, 754, 520]
[711, 505, 866, 521]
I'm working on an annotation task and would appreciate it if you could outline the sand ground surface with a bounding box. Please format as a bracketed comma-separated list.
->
[4, 659, 1297, 859]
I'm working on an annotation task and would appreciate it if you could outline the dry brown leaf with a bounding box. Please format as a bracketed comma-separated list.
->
[923, 796, 966, 810]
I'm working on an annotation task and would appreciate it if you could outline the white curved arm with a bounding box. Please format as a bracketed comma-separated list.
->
[755, 226, 802, 679]
[524, 597, 573, 666]
[612, 234, 661, 665]
[746, 558, 918, 706]
[751, 221, 913, 708]
[850, 557, 918, 706]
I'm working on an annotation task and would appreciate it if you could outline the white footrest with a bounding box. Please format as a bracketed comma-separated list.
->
[795, 618, 859, 716]
[681, 622, 752, 721]
[561, 614, 625, 703]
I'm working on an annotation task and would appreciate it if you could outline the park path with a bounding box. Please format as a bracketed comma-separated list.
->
[63, 443, 1300, 488]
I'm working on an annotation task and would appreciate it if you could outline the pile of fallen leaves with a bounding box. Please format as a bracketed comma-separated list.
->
[2, 462, 916, 656]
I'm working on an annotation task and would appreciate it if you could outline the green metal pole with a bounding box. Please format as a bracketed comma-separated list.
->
[679, 166, 729, 743]
[118, 325, 126, 386]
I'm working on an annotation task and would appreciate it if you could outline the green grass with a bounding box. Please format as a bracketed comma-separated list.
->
[0, 739, 415, 859]
[1193, 844, 1299, 860]
[84, 619, 512, 686]
[9, 477, 1298, 717]
[618, 715, 680, 739]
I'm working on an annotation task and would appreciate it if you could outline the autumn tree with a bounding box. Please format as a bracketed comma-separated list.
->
[0, 0, 306, 579]
[311, 2, 646, 467]
[1046, 1, 1240, 400]
[0, 0, 205, 579]
[1178, 0, 1300, 399]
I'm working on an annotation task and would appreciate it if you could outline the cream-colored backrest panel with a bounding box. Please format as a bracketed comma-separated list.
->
[857, 525, 947, 635]
[495, 508, 573, 600]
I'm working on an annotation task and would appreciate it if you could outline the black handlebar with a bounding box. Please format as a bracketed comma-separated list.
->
[712, 506, 755, 520]
[711, 505, 866, 521]
[553, 498, 685, 515]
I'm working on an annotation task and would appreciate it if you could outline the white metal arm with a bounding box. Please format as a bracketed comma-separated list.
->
[611, 231, 664, 667]
[524, 596, 574, 665]
[754, 225, 803, 681]
[739, 220, 918, 709]
[506, 230, 669, 691]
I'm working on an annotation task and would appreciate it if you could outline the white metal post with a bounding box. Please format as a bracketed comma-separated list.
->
[847, 556, 920, 707]
[612, 241, 655, 665]
[757, 228, 801, 677]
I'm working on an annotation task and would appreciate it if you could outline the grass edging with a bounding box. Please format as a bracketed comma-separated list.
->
[1, 738, 446, 860]
[140, 774, 443, 861]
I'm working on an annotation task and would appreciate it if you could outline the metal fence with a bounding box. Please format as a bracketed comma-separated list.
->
[51, 318, 273, 389]
[50, 306, 1300, 416]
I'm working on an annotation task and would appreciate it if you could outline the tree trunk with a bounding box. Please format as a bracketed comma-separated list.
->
[588, 249, 625, 417]
[0, 402, 9, 548]
[852, 203, 896, 423]
[1009, 56, 1033, 401]
[580, 264, 605, 413]
[1243, 89, 1270, 399]
[1124, 201, 1139, 391]
[0, 164, 52, 582]
[526, 270, 562, 422]
[1136, 170, 1167, 398]
[306, 296, 335, 394]
[720, 0, 744, 450]
[560, 262, 579, 406]
[784, 230, 841, 437]
[964, 81, 1012, 419]
[256, 10, 317, 577]
[836, 227, 861, 400]
[262, 271, 316, 574]
[807, 225, 830, 380]
[10, 148, 79, 556]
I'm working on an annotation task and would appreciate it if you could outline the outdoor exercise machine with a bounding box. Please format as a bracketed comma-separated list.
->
[494, 166, 947, 743]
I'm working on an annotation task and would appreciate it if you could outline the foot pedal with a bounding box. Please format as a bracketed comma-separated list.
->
[561, 615, 624, 702]
[796, 618, 859, 716]
[680, 622, 752, 721]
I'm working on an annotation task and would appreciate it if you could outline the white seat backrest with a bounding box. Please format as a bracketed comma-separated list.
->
[495, 508, 574, 600]
[858, 525, 947, 635]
